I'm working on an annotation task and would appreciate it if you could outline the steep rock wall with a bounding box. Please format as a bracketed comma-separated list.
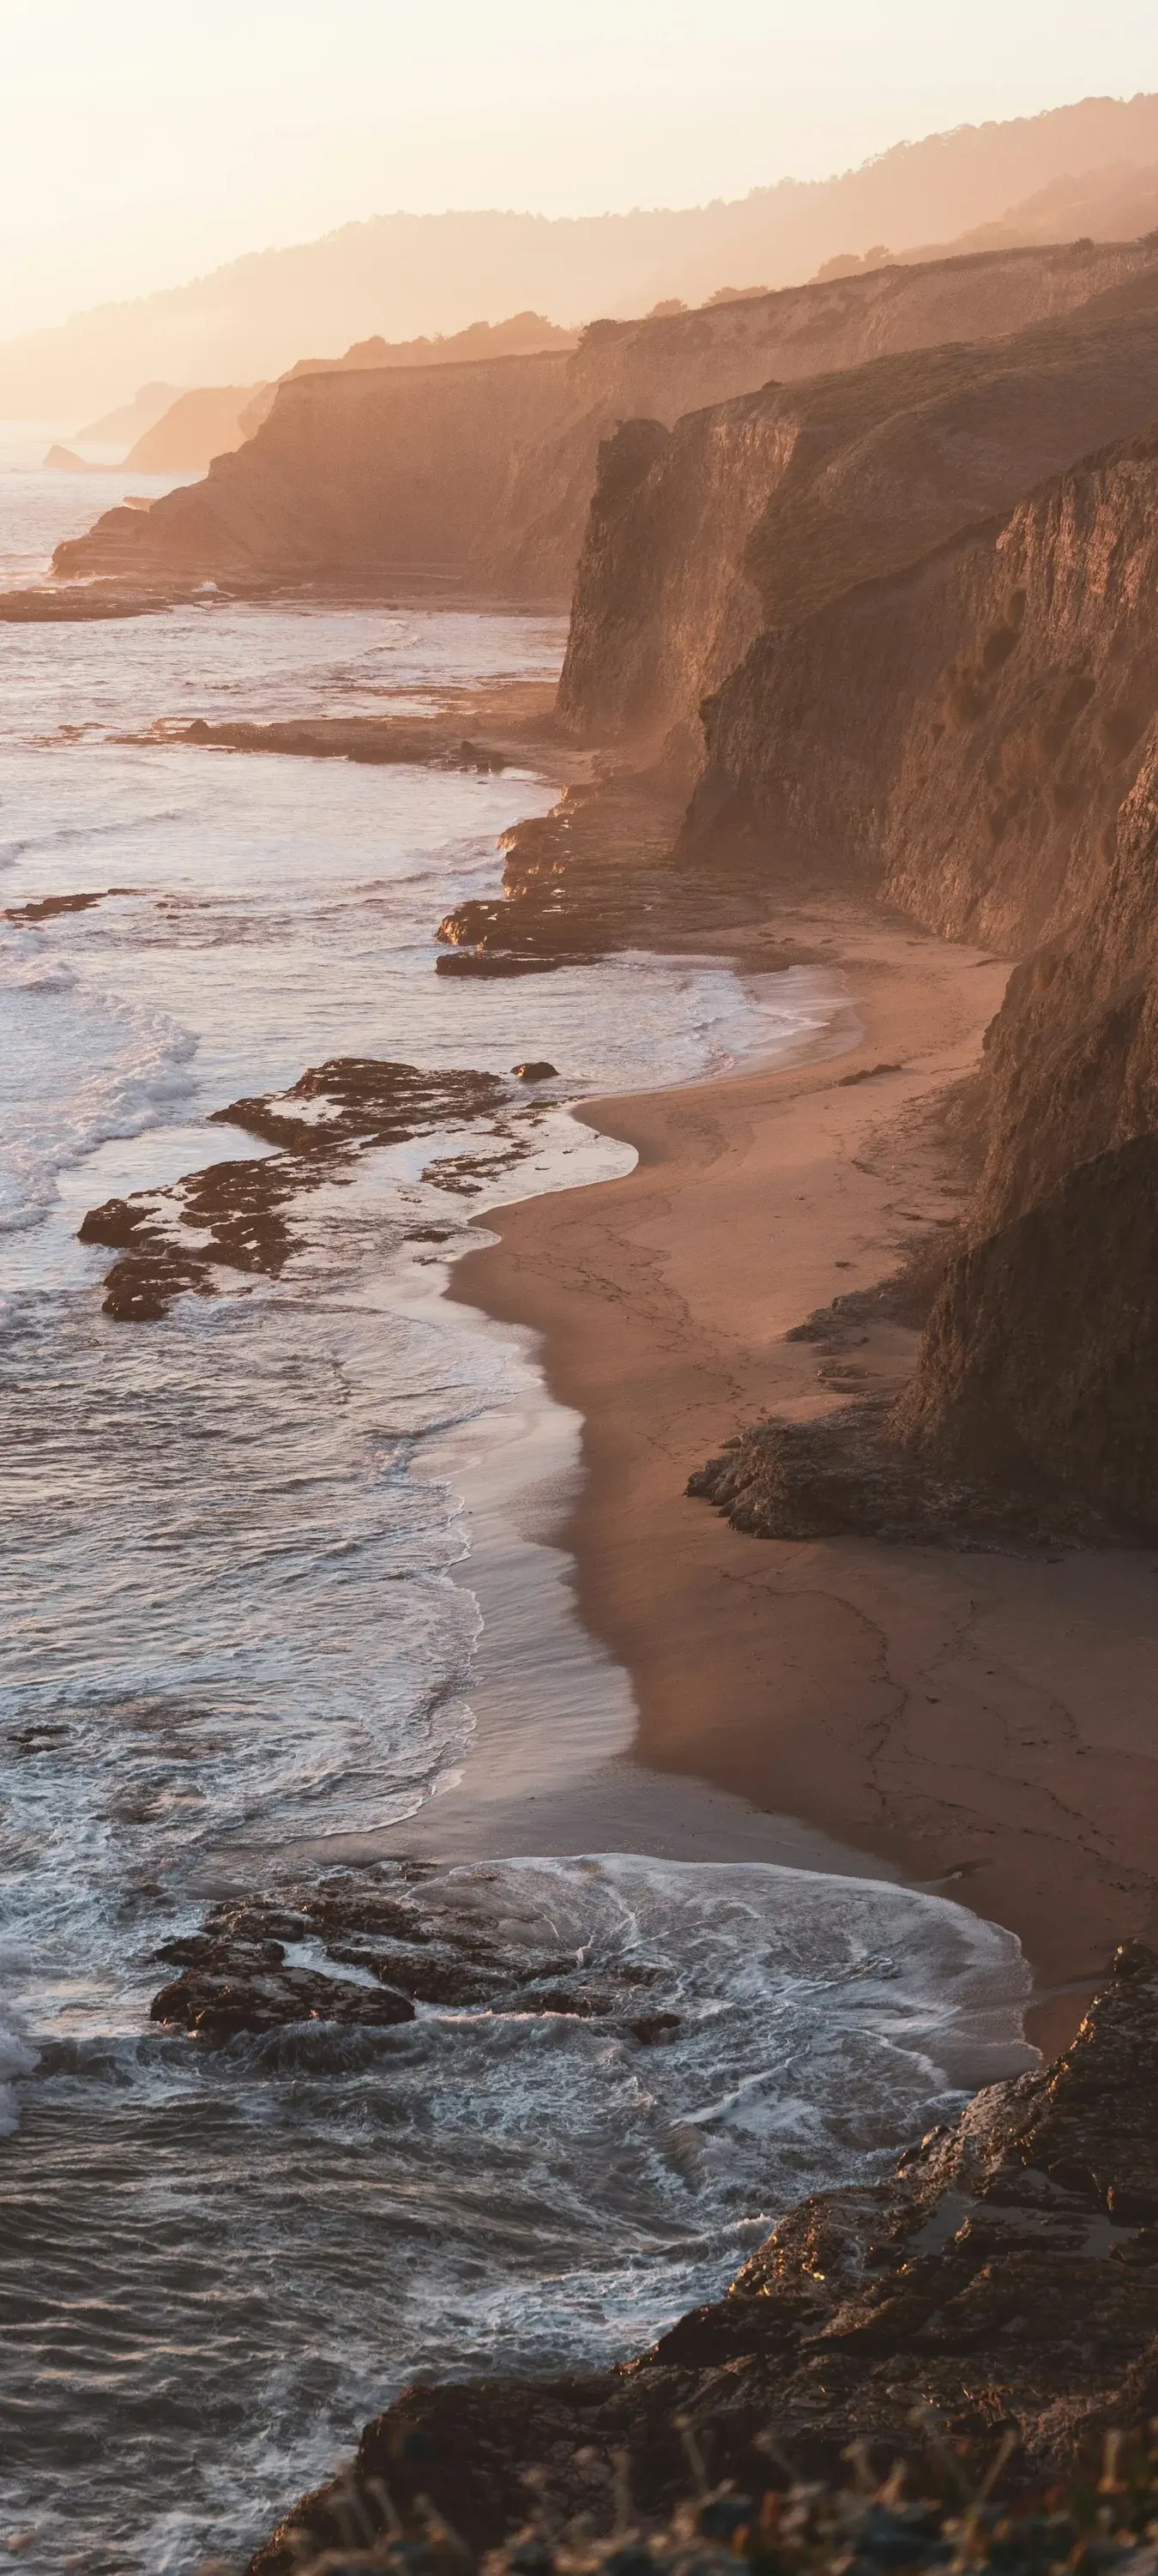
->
[682, 422, 1158, 1528]
[895, 1131, 1158, 1526]
[697, 428, 1158, 956]
[561, 287, 1158, 757]
[51, 237, 1158, 597]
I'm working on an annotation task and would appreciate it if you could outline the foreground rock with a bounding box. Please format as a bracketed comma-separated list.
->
[250, 1946, 1158, 2569]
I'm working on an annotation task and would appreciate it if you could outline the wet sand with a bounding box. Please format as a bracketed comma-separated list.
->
[446, 893, 1158, 2059]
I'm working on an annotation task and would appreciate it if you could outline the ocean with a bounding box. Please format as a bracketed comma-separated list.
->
[0, 460, 1033, 2573]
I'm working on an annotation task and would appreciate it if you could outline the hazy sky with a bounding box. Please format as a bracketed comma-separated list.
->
[3, 0, 1158, 335]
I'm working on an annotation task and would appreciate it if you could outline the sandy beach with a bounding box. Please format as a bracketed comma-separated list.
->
[446, 893, 1158, 2058]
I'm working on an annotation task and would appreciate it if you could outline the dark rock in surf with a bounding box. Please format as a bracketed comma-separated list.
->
[3, 885, 142, 923]
[150, 1966, 416, 2044]
[148, 1867, 680, 2052]
[629, 2012, 681, 2044]
[212, 1058, 507, 1154]
[511, 1060, 558, 1080]
[435, 950, 564, 976]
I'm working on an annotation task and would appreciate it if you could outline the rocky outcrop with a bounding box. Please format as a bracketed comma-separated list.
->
[149, 1866, 683, 2048]
[50, 239, 1158, 599]
[561, 277, 1158, 763]
[250, 1946, 1158, 2570]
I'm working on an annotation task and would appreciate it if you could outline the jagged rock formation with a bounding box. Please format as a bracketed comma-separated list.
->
[560, 274, 1158, 762]
[50, 239, 1158, 598]
[250, 1946, 1158, 2572]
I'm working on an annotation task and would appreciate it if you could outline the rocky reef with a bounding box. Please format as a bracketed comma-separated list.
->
[77, 1059, 511, 1318]
[249, 1946, 1158, 2570]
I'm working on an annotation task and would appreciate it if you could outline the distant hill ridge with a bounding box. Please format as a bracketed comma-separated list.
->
[9, 91, 1158, 415]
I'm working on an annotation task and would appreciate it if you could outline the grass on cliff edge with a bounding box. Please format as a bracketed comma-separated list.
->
[192, 2423, 1158, 2576]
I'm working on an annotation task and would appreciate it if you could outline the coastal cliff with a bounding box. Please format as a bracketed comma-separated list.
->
[560, 275, 1158, 763]
[51, 238, 1158, 599]
[52, 352, 574, 583]
[121, 383, 264, 471]
[677, 417, 1158, 1533]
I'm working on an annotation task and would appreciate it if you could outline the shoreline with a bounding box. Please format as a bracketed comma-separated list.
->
[440, 890, 1158, 2061]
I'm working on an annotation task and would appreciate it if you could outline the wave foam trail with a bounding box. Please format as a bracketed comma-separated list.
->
[0, 937, 197, 1234]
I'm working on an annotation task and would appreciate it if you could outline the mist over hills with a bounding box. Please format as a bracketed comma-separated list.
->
[7, 91, 1158, 419]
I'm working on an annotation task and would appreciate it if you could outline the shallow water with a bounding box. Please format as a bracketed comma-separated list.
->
[0, 475, 1034, 2572]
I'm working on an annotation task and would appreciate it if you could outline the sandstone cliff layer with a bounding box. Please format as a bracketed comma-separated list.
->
[53, 352, 574, 584]
[51, 238, 1158, 598]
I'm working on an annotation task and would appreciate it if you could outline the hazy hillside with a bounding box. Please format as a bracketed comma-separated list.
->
[902, 157, 1158, 265]
[124, 386, 264, 472]
[6, 92, 1158, 418]
[72, 381, 181, 451]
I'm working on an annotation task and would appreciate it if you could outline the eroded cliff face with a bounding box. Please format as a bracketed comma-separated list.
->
[691, 428, 1158, 1214]
[684, 425, 1158, 1532]
[697, 431, 1158, 947]
[892, 727, 1158, 1517]
[50, 237, 1158, 598]
[561, 285, 1158, 764]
